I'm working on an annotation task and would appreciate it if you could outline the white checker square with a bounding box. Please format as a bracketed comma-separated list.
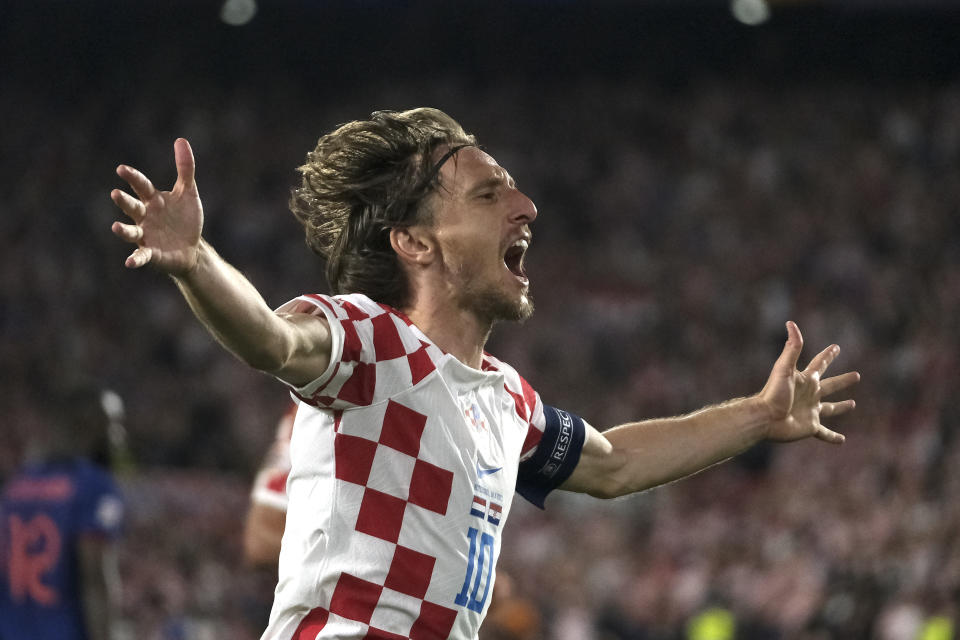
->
[365, 445, 416, 500]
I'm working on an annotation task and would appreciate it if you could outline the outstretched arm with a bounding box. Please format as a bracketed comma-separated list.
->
[561, 322, 860, 498]
[110, 139, 330, 386]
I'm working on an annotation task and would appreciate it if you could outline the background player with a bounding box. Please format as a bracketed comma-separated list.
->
[243, 401, 296, 567]
[0, 384, 126, 640]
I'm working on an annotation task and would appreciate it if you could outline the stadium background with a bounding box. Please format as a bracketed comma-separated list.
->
[2, 0, 959, 637]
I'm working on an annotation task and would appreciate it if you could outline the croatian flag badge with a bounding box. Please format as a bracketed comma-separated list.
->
[487, 502, 502, 526]
[470, 495, 487, 518]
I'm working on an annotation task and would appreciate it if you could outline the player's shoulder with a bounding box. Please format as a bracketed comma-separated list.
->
[481, 352, 532, 389]
[482, 352, 540, 420]
[278, 293, 399, 322]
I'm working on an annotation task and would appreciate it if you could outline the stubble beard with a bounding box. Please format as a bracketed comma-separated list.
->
[457, 278, 534, 327]
[445, 251, 534, 327]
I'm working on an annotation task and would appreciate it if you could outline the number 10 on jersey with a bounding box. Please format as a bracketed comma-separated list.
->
[454, 527, 494, 613]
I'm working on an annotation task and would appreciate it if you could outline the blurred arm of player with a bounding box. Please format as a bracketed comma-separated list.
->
[244, 501, 286, 566]
[243, 405, 295, 567]
[110, 138, 331, 387]
[77, 535, 121, 640]
[561, 321, 860, 498]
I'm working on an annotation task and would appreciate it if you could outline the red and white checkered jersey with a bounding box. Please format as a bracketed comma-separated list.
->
[262, 294, 575, 640]
[250, 402, 297, 512]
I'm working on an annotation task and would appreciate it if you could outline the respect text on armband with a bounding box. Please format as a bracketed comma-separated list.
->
[541, 409, 573, 478]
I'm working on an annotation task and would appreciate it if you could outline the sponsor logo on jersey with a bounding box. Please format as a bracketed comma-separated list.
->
[475, 462, 502, 478]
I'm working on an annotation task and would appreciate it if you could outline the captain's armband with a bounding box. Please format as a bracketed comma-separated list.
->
[516, 405, 586, 508]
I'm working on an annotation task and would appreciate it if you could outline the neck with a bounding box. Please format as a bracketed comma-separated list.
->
[403, 301, 492, 370]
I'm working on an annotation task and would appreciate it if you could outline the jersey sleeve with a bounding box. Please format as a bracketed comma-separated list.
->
[275, 294, 429, 410]
[250, 466, 291, 512]
[76, 466, 124, 540]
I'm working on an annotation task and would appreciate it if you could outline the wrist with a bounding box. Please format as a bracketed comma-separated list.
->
[172, 239, 208, 282]
[742, 394, 776, 440]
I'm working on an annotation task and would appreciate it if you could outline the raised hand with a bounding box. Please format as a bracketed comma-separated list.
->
[759, 321, 860, 444]
[110, 138, 203, 276]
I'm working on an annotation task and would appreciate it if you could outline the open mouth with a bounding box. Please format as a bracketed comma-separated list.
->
[504, 238, 529, 281]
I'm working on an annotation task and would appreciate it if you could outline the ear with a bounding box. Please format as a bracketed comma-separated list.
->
[390, 226, 436, 267]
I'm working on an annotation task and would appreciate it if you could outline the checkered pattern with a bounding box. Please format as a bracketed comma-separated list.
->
[336, 399, 454, 512]
[264, 294, 552, 640]
[482, 352, 545, 462]
[279, 295, 443, 410]
[292, 590, 458, 640]
[302, 396, 457, 637]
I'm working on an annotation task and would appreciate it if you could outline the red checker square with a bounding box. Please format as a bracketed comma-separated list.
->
[266, 470, 290, 494]
[379, 302, 407, 322]
[384, 545, 436, 599]
[292, 607, 329, 639]
[334, 434, 378, 486]
[519, 376, 537, 413]
[340, 299, 372, 321]
[341, 320, 364, 363]
[408, 459, 453, 515]
[329, 573, 383, 624]
[370, 313, 407, 361]
[355, 488, 407, 543]
[338, 362, 377, 407]
[364, 628, 408, 640]
[521, 424, 543, 457]
[379, 400, 427, 457]
[409, 601, 459, 640]
[407, 346, 436, 385]
[506, 387, 528, 422]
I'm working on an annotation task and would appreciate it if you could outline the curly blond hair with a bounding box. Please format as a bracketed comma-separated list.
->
[290, 108, 476, 307]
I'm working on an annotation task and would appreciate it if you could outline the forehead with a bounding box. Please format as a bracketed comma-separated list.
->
[435, 146, 510, 194]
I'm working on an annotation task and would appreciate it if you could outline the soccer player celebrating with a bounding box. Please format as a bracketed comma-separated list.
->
[109, 109, 859, 639]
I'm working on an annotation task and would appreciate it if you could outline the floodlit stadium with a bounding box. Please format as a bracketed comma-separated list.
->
[1, 1, 958, 638]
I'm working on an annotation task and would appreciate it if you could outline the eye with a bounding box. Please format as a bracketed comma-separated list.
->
[478, 192, 497, 201]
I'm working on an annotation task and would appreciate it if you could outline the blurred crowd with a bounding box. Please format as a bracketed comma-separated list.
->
[3, 31, 959, 640]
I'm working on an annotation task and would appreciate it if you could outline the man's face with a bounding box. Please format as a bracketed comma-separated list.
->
[428, 146, 538, 324]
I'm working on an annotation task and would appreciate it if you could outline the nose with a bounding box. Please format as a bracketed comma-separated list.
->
[510, 189, 538, 225]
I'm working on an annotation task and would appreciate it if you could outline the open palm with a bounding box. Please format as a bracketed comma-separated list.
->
[759, 321, 860, 444]
[110, 138, 204, 276]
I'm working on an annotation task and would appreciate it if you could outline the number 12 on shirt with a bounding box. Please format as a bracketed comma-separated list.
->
[454, 527, 494, 613]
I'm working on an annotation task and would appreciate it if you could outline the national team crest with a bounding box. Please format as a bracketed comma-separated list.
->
[461, 399, 489, 432]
